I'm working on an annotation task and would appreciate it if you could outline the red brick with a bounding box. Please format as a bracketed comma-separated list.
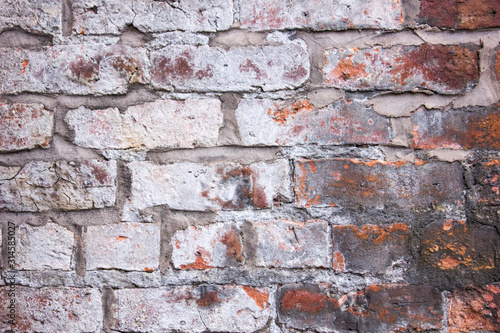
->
[239, 0, 404, 31]
[421, 220, 498, 270]
[294, 159, 464, 209]
[236, 99, 392, 146]
[449, 284, 500, 332]
[418, 0, 500, 29]
[496, 49, 500, 82]
[332, 223, 410, 274]
[278, 284, 443, 332]
[324, 44, 479, 94]
[0, 103, 53, 152]
[472, 160, 500, 206]
[412, 104, 500, 150]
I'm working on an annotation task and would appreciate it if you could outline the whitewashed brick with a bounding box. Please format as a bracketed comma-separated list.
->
[0, 0, 61, 35]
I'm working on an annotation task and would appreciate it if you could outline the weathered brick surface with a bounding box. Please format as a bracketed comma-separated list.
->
[412, 105, 500, 150]
[0, 160, 116, 212]
[253, 220, 330, 268]
[448, 284, 500, 333]
[66, 99, 223, 149]
[0, 45, 149, 95]
[111, 285, 271, 332]
[172, 223, 243, 270]
[295, 159, 464, 208]
[421, 220, 498, 270]
[332, 223, 410, 274]
[239, 0, 404, 31]
[73, 0, 233, 35]
[125, 160, 291, 216]
[151, 43, 309, 92]
[0, 0, 61, 35]
[0, 103, 53, 152]
[85, 223, 160, 271]
[496, 49, 500, 82]
[472, 160, 500, 205]
[323, 44, 479, 94]
[418, 0, 500, 29]
[16, 223, 73, 271]
[278, 284, 443, 332]
[0, 287, 102, 332]
[236, 99, 392, 146]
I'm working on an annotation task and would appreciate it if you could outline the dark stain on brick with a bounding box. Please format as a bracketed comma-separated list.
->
[220, 228, 243, 262]
[196, 289, 221, 307]
[80, 161, 112, 186]
[281, 289, 328, 314]
[69, 56, 100, 82]
[111, 55, 146, 84]
[195, 64, 214, 79]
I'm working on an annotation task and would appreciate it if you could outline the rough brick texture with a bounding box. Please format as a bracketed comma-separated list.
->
[151, 42, 309, 91]
[418, 0, 500, 29]
[472, 160, 500, 205]
[0, 0, 61, 35]
[324, 44, 479, 94]
[278, 284, 443, 332]
[295, 159, 464, 208]
[0, 45, 149, 95]
[85, 223, 160, 271]
[0, 160, 116, 212]
[412, 104, 500, 150]
[66, 99, 223, 149]
[0, 287, 103, 332]
[332, 223, 410, 274]
[171, 223, 243, 270]
[236, 99, 392, 146]
[239, 0, 404, 31]
[0, 103, 53, 152]
[448, 284, 500, 332]
[111, 285, 271, 332]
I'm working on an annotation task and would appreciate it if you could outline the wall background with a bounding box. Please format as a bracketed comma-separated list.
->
[0, 0, 500, 332]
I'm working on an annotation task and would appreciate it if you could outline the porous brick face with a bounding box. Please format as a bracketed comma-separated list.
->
[1, 0, 499, 331]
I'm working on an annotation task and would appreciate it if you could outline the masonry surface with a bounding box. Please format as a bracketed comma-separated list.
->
[0, 0, 499, 332]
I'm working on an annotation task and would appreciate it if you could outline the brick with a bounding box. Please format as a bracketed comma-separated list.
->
[473, 160, 500, 205]
[172, 223, 243, 270]
[278, 284, 443, 332]
[496, 49, 500, 82]
[66, 99, 223, 149]
[151, 43, 309, 92]
[0, 103, 53, 152]
[16, 223, 73, 271]
[239, 0, 403, 30]
[0, 287, 102, 332]
[332, 223, 410, 274]
[449, 284, 500, 333]
[0, 44, 149, 95]
[323, 44, 479, 94]
[253, 220, 330, 268]
[124, 160, 291, 216]
[295, 159, 464, 209]
[236, 99, 392, 146]
[111, 285, 271, 332]
[412, 105, 500, 150]
[421, 220, 498, 270]
[0, 0, 61, 36]
[85, 223, 160, 271]
[418, 0, 500, 29]
[0, 160, 116, 212]
[73, 0, 232, 35]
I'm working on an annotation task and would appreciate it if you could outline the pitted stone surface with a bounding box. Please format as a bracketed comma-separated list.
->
[66, 99, 223, 149]
[0, 160, 116, 212]
[0, 103, 53, 152]
[0, 0, 61, 35]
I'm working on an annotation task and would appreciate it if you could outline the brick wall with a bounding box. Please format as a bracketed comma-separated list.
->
[0, 0, 499, 332]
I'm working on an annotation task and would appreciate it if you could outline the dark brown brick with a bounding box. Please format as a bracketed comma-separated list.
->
[412, 104, 500, 150]
[418, 0, 500, 29]
[449, 284, 500, 333]
[294, 159, 464, 209]
[472, 160, 500, 206]
[421, 220, 499, 270]
[332, 223, 410, 274]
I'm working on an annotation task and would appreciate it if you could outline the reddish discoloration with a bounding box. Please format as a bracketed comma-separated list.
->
[196, 290, 221, 307]
[80, 160, 113, 186]
[20, 59, 29, 74]
[111, 55, 147, 84]
[239, 59, 268, 80]
[418, 0, 500, 29]
[496, 50, 500, 81]
[180, 253, 212, 270]
[220, 228, 243, 262]
[69, 56, 100, 81]
[330, 56, 368, 81]
[333, 251, 346, 271]
[143, 267, 154, 272]
[283, 65, 308, 81]
[473, 160, 500, 205]
[115, 236, 128, 241]
[281, 289, 327, 314]
[242, 286, 269, 309]
[448, 284, 500, 332]
[267, 100, 315, 125]
[421, 220, 498, 270]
